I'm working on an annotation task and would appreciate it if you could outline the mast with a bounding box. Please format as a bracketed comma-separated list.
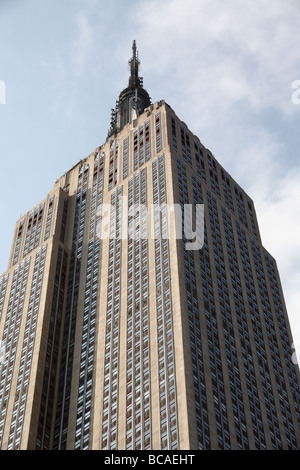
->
[108, 41, 151, 139]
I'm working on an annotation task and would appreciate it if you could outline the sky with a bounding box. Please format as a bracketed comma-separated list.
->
[0, 0, 299, 362]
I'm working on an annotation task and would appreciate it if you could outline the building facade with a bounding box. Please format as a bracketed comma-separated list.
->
[0, 43, 299, 450]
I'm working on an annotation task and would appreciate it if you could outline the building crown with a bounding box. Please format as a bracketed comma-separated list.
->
[108, 40, 151, 139]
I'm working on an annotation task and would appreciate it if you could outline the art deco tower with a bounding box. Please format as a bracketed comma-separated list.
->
[0, 42, 299, 450]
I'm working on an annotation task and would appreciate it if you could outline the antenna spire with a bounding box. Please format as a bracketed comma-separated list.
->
[107, 40, 151, 139]
[128, 39, 140, 88]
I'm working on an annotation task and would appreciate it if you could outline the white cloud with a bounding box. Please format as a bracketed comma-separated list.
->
[72, 10, 94, 78]
[133, 0, 300, 116]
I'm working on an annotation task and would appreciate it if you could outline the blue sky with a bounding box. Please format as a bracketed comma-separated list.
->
[0, 0, 299, 361]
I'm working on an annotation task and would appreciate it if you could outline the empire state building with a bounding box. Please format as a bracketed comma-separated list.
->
[0, 42, 299, 450]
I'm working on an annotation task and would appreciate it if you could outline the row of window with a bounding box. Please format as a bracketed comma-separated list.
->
[0, 274, 9, 322]
[170, 113, 259, 239]
[126, 168, 151, 450]
[12, 196, 55, 266]
[236, 221, 300, 448]
[44, 197, 55, 241]
[153, 154, 179, 450]
[101, 186, 123, 450]
[36, 246, 68, 449]
[175, 155, 300, 449]
[108, 141, 119, 190]
[107, 113, 162, 192]
[101, 154, 179, 450]
[133, 120, 151, 171]
[22, 204, 45, 258]
[264, 252, 300, 437]
[0, 258, 31, 446]
[177, 161, 210, 449]
[7, 245, 47, 449]
[205, 191, 249, 449]
[221, 207, 267, 449]
[236, 222, 284, 448]
[250, 238, 300, 448]
[74, 152, 104, 449]
[53, 163, 89, 449]
[197, 187, 231, 449]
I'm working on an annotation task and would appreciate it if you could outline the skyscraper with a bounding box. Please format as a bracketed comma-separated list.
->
[0, 41, 299, 450]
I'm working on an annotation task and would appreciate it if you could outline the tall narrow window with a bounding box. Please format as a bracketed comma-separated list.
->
[155, 112, 162, 154]
[101, 186, 123, 450]
[74, 151, 104, 450]
[7, 245, 47, 449]
[123, 137, 129, 180]
[108, 140, 118, 190]
[13, 221, 24, 265]
[133, 120, 151, 171]
[126, 168, 151, 450]
[53, 163, 89, 450]
[0, 257, 31, 447]
[152, 154, 179, 450]
[44, 196, 55, 240]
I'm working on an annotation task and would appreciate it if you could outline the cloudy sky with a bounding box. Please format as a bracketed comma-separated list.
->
[0, 0, 299, 361]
